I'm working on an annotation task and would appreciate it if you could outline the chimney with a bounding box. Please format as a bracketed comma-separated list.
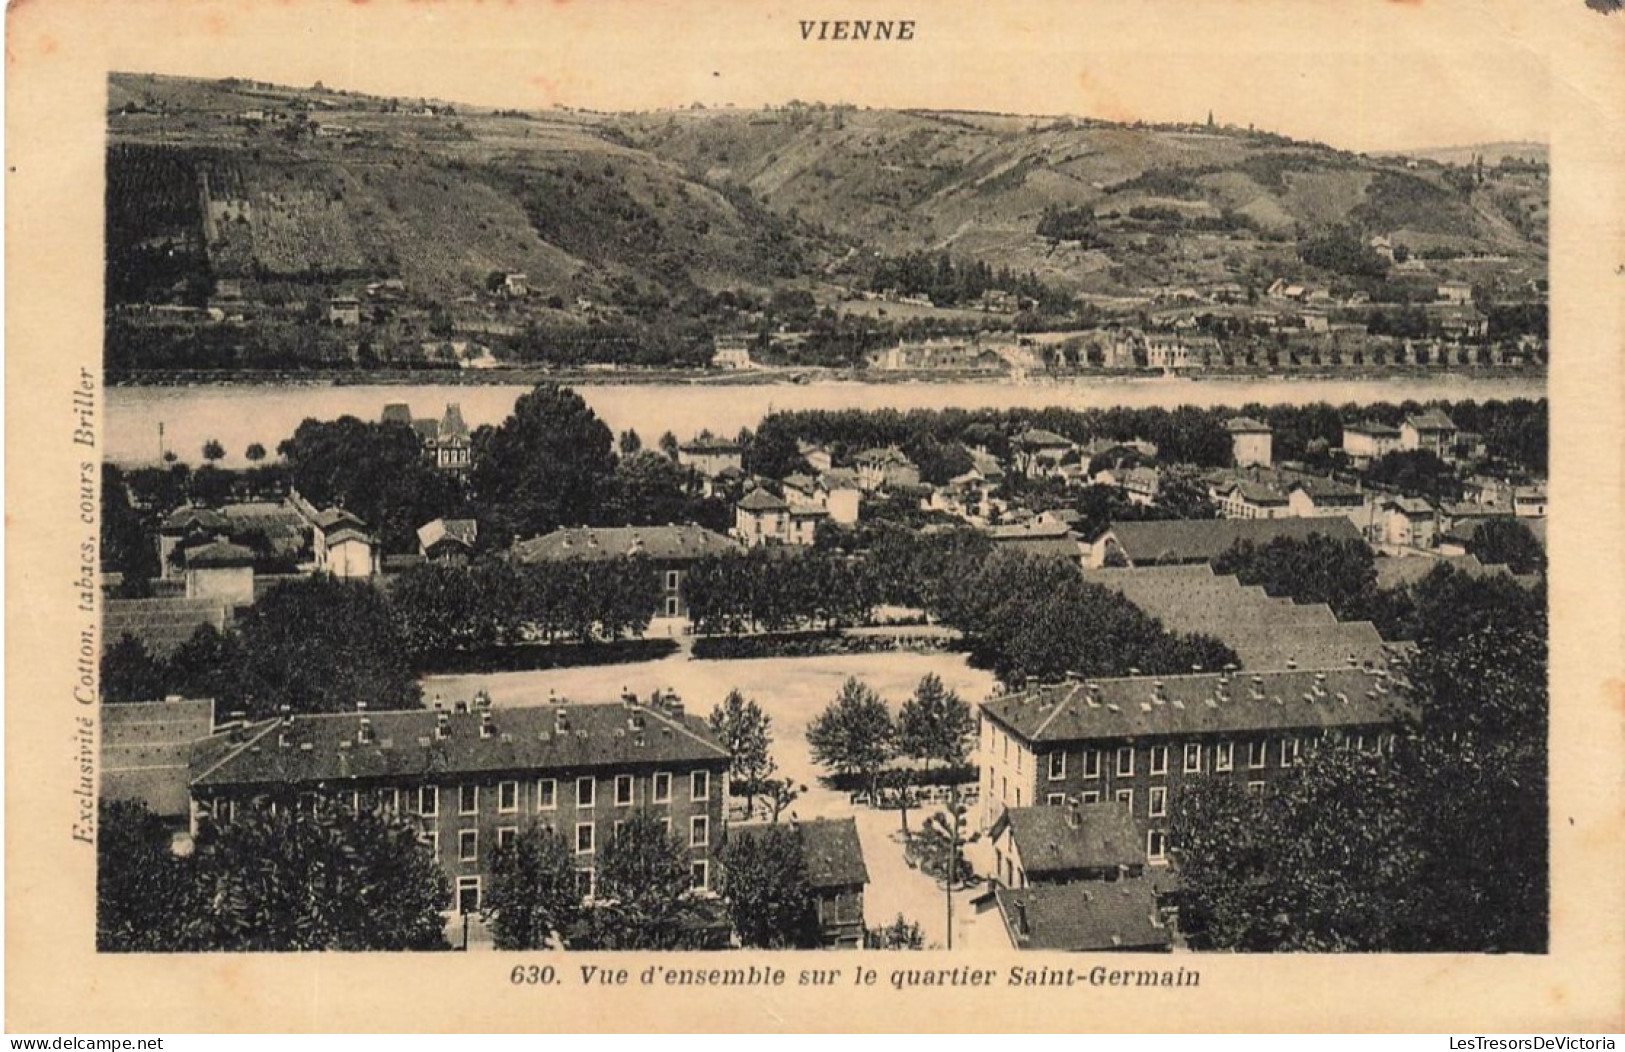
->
[474, 690, 492, 710]
[555, 708, 570, 733]
[1014, 899, 1030, 936]
[480, 711, 495, 739]
[1066, 799, 1083, 829]
[278, 731, 292, 749]
[358, 716, 374, 745]
[435, 711, 450, 740]
[664, 690, 685, 719]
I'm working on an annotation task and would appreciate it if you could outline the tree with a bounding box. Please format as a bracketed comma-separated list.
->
[97, 799, 210, 951]
[806, 677, 895, 799]
[100, 633, 169, 703]
[1465, 518, 1545, 575]
[245, 442, 267, 463]
[865, 913, 926, 950]
[708, 690, 776, 817]
[586, 810, 717, 950]
[897, 674, 974, 771]
[482, 824, 582, 950]
[201, 438, 226, 463]
[618, 429, 643, 456]
[1213, 533, 1378, 620]
[229, 576, 421, 716]
[469, 384, 617, 540]
[720, 825, 820, 948]
[192, 801, 450, 951]
[658, 430, 681, 461]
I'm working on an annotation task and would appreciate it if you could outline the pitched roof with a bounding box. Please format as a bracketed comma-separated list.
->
[101, 699, 227, 820]
[513, 525, 740, 564]
[381, 403, 414, 426]
[679, 438, 744, 454]
[1102, 516, 1363, 565]
[798, 818, 870, 888]
[980, 666, 1408, 745]
[193, 700, 730, 789]
[184, 540, 257, 568]
[995, 803, 1146, 875]
[1382, 496, 1436, 517]
[782, 473, 817, 494]
[1345, 420, 1402, 437]
[161, 506, 230, 533]
[438, 403, 470, 444]
[417, 518, 478, 551]
[737, 488, 789, 512]
[103, 597, 230, 659]
[315, 507, 367, 531]
[1225, 417, 1272, 433]
[993, 879, 1170, 952]
[1015, 428, 1074, 450]
[855, 446, 914, 467]
[1404, 410, 1457, 432]
[819, 468, 861, 490]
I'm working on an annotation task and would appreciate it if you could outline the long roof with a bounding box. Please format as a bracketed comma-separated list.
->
[995, 803, 1146, 875]
[798, 817, 869, 888]
[193, 700, 730, 790]
[980, 666, 1408, 745]
[737, 487, 789, 512]
[1103, 516, 1363, 565]
[1225, 417, 1272, 433]
[993, 879, 1170, 951]
[513, 525, 740, 564]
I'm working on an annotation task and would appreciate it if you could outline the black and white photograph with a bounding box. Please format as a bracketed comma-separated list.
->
[6, 0, 1622, 1035]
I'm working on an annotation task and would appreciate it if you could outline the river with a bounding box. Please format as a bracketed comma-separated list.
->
[106, 376, 1546, 467]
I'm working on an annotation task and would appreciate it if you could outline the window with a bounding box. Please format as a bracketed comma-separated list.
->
[1147, 830, 1167, 863]
[1115, 789, 1133, 811]
[653, 771, 672, 803]
[1215, 742, 1234, 772]
[1082, 749, 1101, 779]
[1116, 746, 1135, 777]
[1246, 780, 1266, 796]
[1080, 791, 1101, 804]
[459, 784, 478, 815]
[1183, 743, 1202, 774]
[1149, 745, 1168, 776]
[664, 596, 680, 618]
[615, 774, 634, 807]
[691, 861, 709, 890]
[420, 829, 440, 857]
[575, 822, 595, 854]
[665, 570, 680, 592]
[456, 876, 481, 914]
[1016, 749, 1022, 774]
[498, 780, 518, 814]
[1247, 740, 1267, 769]
[1281, 738, 1301, 768]
[419, 785, 438, 817]
[1047, 793, 1066, 806]
[497, 827, 517, 850]
[690, 815, 709, 848]
[575, 869, 594, 900]
[381, 788, 399, 814]
[537, 778, 557, 811]
[1048, 752, 1066, 780]
[577, 777, 595, 808]
[691, 770, 710, 802]
[459, 829, 478, 862]
[1149, 786, 1167, 819]
[1015, 787, 1022, 807]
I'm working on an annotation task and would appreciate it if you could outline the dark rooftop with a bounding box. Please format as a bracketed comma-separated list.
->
[994, 802, 1146, 875]
[993, 879, 1170, 952]
[512, 525, 740, 564]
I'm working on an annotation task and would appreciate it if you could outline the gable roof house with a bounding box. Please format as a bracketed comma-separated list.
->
[513, 524, 741, 623]
[1089, 516, 1364, 569]
[990, 801, 1149, 889]
[417, 518, 479, 562]
[731, 817, 870, 948]
[1400, 411, 1459, 458]
[989, 879, 1171, 953]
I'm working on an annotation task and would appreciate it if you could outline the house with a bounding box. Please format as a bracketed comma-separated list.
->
[853, 447, 921, 492]
[183, 540, 257, 605]
[500, 272, 529, 299]
[328, 295, 362, 326]
[731, 817, 869, 948]
[1378, 497, 1440, 549]
[711, 334, 755, 370]
[1012, 429, 1075, 477]
[188, 694, 732, 914]
[1120, 466, 1162, 507]
[381, 403, 473, 473]
[977, 666, 1410, 835]
[1209, 478, 1290, 520]
[989, 879, 1171, 952]
[1143, 334, 1191, 371]
[797, 441, 834, 474]
[1437, 280, 1475, 305]
[781, 474, 821, 509]
[1285, 476, 1368, 523]
[1513, 488, 1547, 518]
[1425, 303, 1489, 339]
[512, 524, 741, 622]
[990, 801, 1149, 888]
[157, 506, 232, 579]
[735, 487, 790, 546]
[1089, 516, 1364, 569]
[818, 469, 863, 526]
[1400, 411, 1459, 458]
[1341, 421, 1403, 466]
[987, 521, 1083, 564]
[417, 518, 479, 563]
[677, 438, 745, 478]
[312, 508, 379, 579]
[1226, 417, 1273, 468]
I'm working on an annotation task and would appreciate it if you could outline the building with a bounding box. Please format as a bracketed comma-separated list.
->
[512, 524, 741, 622]
[312, 508, 379, 579]
[1285, 476, 1368, 522]
[1341, 421, 1403, 466]
[380, 403, 473, 473]
[977, 666, 1409, 836]
[735, 487, 791, 546]
[1437, 280, 1475, 305]
[417, 518, 479, 563]
[1089, 516, 1365, 569]
[853, 447, 921, 492]
[1012, 429, 1075, 477]
[1400, 411, 1459, 458]
[1209, 479, 1290, 520]
[677, 438, 745, 478]
[183, 540, 257, 605]
[157, 507, 232, 579]
[1225, 417, 1273, 468]
[989, 879, 1170, 952]
[990, 801, 1149, 888]
[1378, 497, 1440, 549]
[711, 335, 755, 370]
[102, 698, 238, 850]
[818, 469, 863, 526]
[730, 817, 869, 948]
[189, 694, 733, 913]
[987, 520, 1084, 564]
[328, 296, 362, 327]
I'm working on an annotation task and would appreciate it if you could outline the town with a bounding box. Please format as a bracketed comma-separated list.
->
[96, 382, 1548, 954]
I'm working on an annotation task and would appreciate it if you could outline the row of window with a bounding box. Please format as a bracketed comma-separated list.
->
[425, 815, 712, 864]
[452, 859, 712, 914]
[1044, 733, 1393, 781]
